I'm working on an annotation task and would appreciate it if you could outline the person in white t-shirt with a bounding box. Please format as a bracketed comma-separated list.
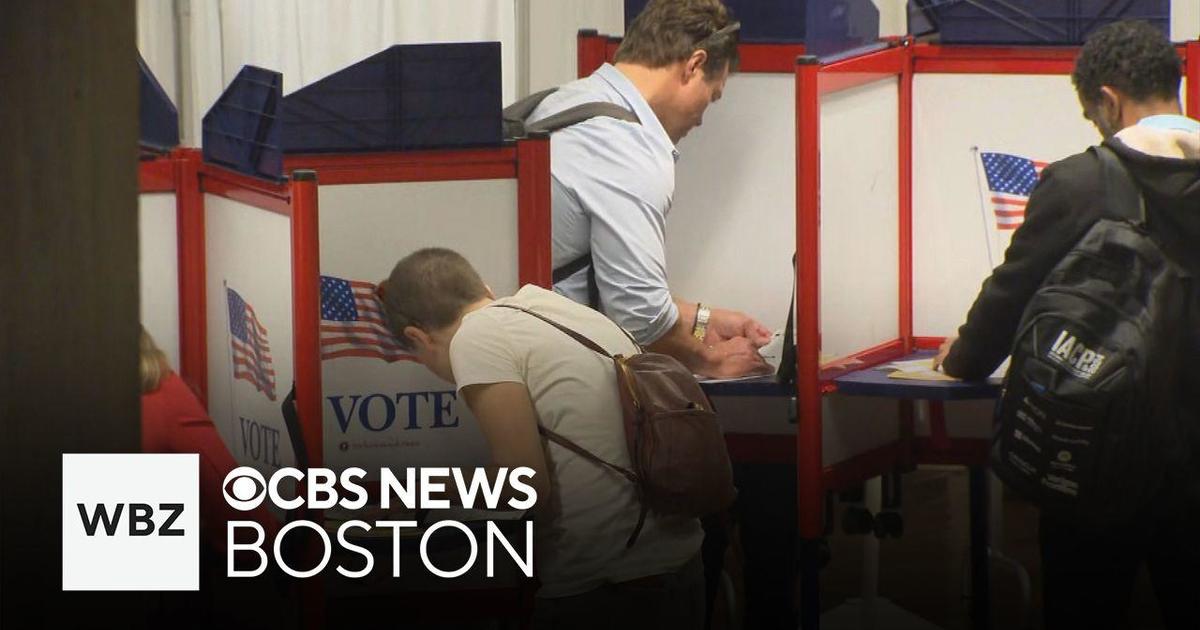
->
[377, 247, 705, 629]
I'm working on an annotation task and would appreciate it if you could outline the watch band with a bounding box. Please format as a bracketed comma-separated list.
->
[692, 303, 711, 341]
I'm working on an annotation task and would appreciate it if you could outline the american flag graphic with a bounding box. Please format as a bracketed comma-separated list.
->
[227, 287, 277, 401]
[320, 275, 414, 362]
[980, 152, 1048, 230]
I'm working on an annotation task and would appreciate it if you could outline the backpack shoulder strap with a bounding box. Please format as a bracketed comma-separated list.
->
[552, 253, 591, 284]
[552, 252, 606, 313]
[525, 102, 640, 134]
[1094, 145, 1146, 225]
[502, 88, 558, 130]
[538, 425, 638, 484]
[504, 87, 640, 138]
[491, 303, 614, 358]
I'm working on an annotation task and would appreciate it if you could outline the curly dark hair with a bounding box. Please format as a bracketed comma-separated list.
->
[1071, 20, 1181, 106]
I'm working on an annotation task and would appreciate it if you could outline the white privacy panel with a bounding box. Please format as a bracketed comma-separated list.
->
[318, 179, 520, 473]
[205, 195, 297, 476]
[666, 73, 797, 334]
[819, 77, 901, 359]
[139, 193, 180, 370]
[1173, 0, 1200, 41]
[912, 74, 1100, 339]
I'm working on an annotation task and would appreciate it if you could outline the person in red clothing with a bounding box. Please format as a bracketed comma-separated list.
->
[140, 326, 280, 550]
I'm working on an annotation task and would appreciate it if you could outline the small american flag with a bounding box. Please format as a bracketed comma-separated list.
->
[980, 152, 1048, 230]
[320, 275, 414, 362]
[227, 287, 277, 401]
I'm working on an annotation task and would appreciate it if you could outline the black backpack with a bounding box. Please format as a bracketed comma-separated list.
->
[503, 88, 641, 310]
[992, 146, 1192, 530]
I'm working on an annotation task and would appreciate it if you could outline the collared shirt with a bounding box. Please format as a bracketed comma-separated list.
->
[528, 63, 681, 345]
[1137, 114, 1200, 133]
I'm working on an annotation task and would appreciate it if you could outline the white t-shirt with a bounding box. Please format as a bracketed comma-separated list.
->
[449, 285, 703, 598]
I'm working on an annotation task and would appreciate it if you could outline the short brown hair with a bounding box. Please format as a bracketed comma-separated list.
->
[377, 248, 489, 349]
[615, 0, 740, 77]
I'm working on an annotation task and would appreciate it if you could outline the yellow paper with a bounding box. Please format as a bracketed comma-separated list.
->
[882, 357, 957, 382]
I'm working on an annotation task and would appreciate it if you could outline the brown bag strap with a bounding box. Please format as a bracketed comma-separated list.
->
[491, 302, 648, 547]
[537, 425, 639, 485]
[491, 303, 641, 356]
[542, 425, 647, 548]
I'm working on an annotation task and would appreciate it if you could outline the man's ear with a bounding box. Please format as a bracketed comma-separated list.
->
[684, 49, 708, 83]
[1099, 86, 1122, 120]
[403, 326, 430, 350]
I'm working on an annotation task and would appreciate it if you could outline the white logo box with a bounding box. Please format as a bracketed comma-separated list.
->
[62, 453, 199, 591]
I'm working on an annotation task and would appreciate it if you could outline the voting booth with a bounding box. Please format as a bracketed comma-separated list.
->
[196, 44, 552, 481]
[277, 44, 552, 479]
[190, 43, 550, 624]
[580, 15, 1199, 626]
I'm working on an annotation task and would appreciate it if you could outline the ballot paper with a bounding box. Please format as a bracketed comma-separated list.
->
[696, 329, 788, 384]
[757, 329, 786, 372]
[881, 356, 1010, 382]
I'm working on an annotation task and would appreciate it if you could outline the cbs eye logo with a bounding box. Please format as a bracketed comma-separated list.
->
[223, 467, 268, 511]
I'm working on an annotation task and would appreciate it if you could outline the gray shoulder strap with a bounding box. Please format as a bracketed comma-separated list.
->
[503, 87, 640, 138]
[525, 102, 640, 134]
[502, 88, 559, 126]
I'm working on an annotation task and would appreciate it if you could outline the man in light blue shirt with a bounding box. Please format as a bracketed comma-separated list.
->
[528, 0, 771, 379]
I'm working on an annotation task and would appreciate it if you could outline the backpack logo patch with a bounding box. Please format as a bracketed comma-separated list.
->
[1046, 330, 1106, 380]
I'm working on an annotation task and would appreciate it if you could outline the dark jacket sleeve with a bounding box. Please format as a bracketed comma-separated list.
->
[943, 153, 1106, 380]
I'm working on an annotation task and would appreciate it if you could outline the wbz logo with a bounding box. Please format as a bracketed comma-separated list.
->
[1046, 329, 1107, 380]
[62, 454, 199, 591]
[76, 502, 186, 537]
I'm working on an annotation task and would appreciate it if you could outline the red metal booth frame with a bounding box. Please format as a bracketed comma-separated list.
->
[798, 39, 1200, 544]
[162, 139, 550, 627]
[138, 148, 207, 402]
[280, 136, 553, 471]
[281, 138, 551, 628]
[146, 138, 552, 471]
[579, 30, 1200, 627]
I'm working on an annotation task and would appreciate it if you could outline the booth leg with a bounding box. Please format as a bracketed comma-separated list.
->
[968, 466, 992, 630]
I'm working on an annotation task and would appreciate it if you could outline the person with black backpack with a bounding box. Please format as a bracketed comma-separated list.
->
[932, 21, 1200, 629]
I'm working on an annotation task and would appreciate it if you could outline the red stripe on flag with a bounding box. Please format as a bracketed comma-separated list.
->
[319, 349, 417, 362]
[320, 335, 406, 350]
[232, 356, 276, 378]
[319, 322, 397, 336]
[232, 337, 273, 364]
[233, 372, 276, 400]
